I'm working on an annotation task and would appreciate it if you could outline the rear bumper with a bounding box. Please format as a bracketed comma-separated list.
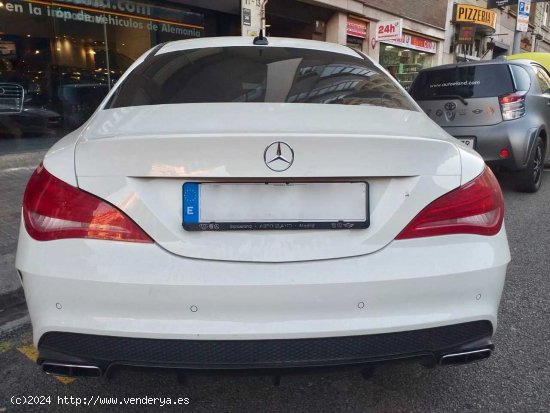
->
[37, 321, 493, 373]
[443, 119, 538, 170]
[17, 222, 509, 370]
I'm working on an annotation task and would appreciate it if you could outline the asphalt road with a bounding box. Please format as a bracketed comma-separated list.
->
[0, 170, 549, 413]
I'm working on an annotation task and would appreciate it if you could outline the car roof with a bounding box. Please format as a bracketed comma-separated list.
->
[155, 36, 362, 58]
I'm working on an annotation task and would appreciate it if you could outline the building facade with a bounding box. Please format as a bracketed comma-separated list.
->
[442, 1, 547, 63]
[305, 0, 448, 89]
[532, 2, 550, 53]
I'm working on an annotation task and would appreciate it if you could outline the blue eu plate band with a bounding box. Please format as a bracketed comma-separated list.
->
[183, 183, 199, 224]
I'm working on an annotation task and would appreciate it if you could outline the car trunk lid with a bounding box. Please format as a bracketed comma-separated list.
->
[75, 103, 462, 262]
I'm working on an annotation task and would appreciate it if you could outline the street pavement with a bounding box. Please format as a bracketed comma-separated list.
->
[0, 152, 549, 411]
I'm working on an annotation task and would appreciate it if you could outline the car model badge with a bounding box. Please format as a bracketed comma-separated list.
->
[472, 109, 483, 115]
[264, 141, 294, 172]
[435, 109, 443, 117]
[444, 102, 457, 111]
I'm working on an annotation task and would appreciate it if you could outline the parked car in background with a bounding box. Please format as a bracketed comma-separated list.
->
[17, 37, 510, 377]
[0, 82, 62, 138]
[410, 60, 550, 192]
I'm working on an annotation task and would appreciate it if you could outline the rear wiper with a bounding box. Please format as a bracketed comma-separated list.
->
[422, 95, 468, 106]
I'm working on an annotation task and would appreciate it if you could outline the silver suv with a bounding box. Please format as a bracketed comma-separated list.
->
[410, 60, 550, 192]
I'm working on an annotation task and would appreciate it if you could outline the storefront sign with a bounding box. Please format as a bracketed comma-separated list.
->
[454, 4, 497, 31]
[487, 0, 518, 6]
[382, 34, 437, 54]
[347, 17, 368, 38]
[2, 0, 204, 36]
[375, 19, 402, 41]
[516, 0, 531, 32]
[457, 25, 476, 44]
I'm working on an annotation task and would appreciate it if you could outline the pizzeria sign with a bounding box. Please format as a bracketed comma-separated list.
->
[382, 34, 437, 54]
[454, 4, 497, 31]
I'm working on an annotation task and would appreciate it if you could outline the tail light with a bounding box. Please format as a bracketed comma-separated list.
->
[396, 167, 504, 240]
[499, 92, 526, 120]
[23, 165, 152, 243]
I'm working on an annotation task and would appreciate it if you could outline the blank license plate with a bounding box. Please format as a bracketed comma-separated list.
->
[182, 182, 369, 231]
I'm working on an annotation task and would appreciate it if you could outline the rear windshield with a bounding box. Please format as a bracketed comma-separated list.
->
[107, 46, 416, 110]
[410, 64, 515, 100]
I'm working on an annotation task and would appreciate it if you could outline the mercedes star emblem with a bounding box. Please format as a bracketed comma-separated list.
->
[264, 141, 294, 172]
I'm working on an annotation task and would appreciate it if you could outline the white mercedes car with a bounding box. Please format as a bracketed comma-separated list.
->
[16, 37, 510, 377]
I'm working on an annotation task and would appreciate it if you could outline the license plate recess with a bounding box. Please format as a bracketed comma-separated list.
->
[182, 182, 369, 231]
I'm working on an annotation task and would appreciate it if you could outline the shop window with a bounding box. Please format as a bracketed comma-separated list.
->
[379, 43, 434, 88]
[0, 0, 208, 142]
